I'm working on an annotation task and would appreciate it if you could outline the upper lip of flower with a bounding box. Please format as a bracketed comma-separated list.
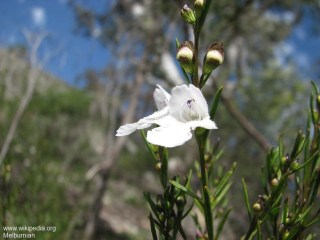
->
[116, 84, 217, 147]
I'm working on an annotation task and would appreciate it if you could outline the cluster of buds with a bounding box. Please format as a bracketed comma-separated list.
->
[253, 194, 269, 213]
[177, 1, 225, 87]
[176, 40, 224, 84]
[181, 5, 196, 25]
[180, 0, 204, 25]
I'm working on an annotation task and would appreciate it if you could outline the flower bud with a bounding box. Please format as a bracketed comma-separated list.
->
[281, 156, 288, 165]
[159, 213, 165, 222]
[290, 160, 299, 171]
[202, 42, 224, 75]
[176, 195, 186, 206]
[155, 162, 162, 171]
[176, 196, 186, 211]
[176, 41, 194, 74]
[194, 0, 204, 18]
[270, 178, 279, 187]
[181, 4, 196, 25]
[283, 230, 290, 239]
[253, 202, 262, 212]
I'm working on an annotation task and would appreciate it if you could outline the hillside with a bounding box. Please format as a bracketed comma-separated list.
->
[0, 47, 154, 240]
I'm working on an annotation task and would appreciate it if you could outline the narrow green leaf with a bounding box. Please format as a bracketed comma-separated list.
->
[196, 0, 213, 35]
[140, 130, 158, 160]
[213, 162, 236, 200]
[291, 150, 319, 173]
[282, 198, 289, 224]
[144, 193, 159, 214]
[210, 87, 223, 120]
[278, 136, 284, 164]
[242, 178, 252, 221]
[175, 38, 180, 48]
[182, 202, 194, 219]
[203, 186, 214, 240]
[311, 81, 319, 95]
[285, 225, 300, 240]
[194, 198, 205, 215]
[169, 180, 202, 203]
[204, 87, 223, 139]
[199, 73, 210, 88]
[309, 168, 320, 204]
[290, 130, 306, 159]
[212, 182, 231, 209]
[185, 170, 193, 190]
[215, 208, 232, 240]
[256, 221, 262, 240]
[310, 93, 316, 125]
[180, 64, 191, 84]
[149, 214, 159, 240]
[296, 205, 313, 223]
[305, 216, 320, 228]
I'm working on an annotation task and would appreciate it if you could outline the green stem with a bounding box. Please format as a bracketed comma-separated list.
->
[199, 144, 207, 188]
[159, 146, 168, 189]
[192, 31, 200, 87]
[197, 135, 214, 240]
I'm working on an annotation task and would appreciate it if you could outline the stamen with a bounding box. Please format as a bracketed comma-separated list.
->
[187, 99, 195, 108]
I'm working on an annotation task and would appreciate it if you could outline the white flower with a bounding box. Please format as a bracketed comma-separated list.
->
[116, 84, 217, 147]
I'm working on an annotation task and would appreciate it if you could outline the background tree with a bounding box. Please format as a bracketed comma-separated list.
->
[71, 0, 319, 237]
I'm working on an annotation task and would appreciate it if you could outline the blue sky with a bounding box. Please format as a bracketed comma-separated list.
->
[0, 0, 111, 85]
[0, 1, 319, 85]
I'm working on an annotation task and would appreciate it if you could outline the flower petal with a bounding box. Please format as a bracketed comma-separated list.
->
[188, 84, 209, 113]
[143, 106, 169, 121]
[146, 124, 192, 147]
[116, 122, 140, 136]
[154, 84, 171, 110]
[169, 84, 209, 122]
[116, 107, 170, 136]
[187, 117, 217, 130]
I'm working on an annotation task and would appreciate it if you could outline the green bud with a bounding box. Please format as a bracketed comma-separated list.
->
[194, 0, 204, 18]
[281, 156, 287, 165]
[258, 194, 269, 203]
[290, 160, 299, 171]
[202, 42, 224, 75]
[181, 4, 196, 25]
[253, 202, 262, 212]
[176, 41, 194, 74]
[291, 130, 305, 159]
[159, 213, 165, 222]
[312, 109, 319, 122]
[283, 231, 290, 239]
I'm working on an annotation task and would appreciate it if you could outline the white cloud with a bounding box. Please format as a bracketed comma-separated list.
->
[92, 26, 101, 38]
[132, 3, 145, 18]
[31, 7, 46, 27]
